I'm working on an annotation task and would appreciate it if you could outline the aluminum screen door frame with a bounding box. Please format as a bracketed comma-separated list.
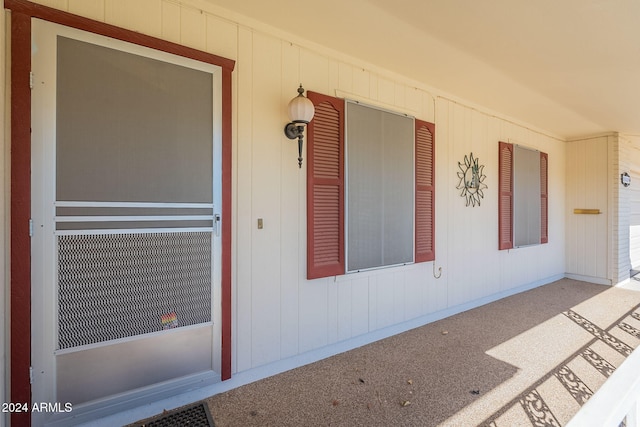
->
[30, 19, 223, 425]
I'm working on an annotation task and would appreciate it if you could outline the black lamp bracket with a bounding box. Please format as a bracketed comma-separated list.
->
[284, 122, 304, 140]
[284, 122, 306, 168]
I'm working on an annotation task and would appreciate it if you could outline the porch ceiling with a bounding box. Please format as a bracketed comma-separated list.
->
[202, 0, 640, 140]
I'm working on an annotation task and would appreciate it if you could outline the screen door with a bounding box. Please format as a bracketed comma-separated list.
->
[31, 19, 223, 424]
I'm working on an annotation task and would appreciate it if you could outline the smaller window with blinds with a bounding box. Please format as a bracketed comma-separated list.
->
[498, 141, 548, 250]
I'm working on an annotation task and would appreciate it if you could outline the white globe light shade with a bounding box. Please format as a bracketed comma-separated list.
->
[287, 94, 315, 124]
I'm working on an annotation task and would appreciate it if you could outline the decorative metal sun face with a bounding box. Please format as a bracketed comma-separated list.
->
[456, 153, 487, 207]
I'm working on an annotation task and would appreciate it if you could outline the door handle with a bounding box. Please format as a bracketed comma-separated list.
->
[215, 214, 221, 236]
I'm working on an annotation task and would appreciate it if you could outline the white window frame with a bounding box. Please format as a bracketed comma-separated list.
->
[345, 100, 416, 273]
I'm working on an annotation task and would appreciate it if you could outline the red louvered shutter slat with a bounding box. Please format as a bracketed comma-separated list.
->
[415, 120, 435, 262]
[498, 142, 514, 250]
[540, 151, 548, 244]
[306, 92, 345, 279]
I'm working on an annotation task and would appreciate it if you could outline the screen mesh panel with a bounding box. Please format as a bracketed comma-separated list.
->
[56, 36, 213, 203]
[513, 145, 541, 247]
[57, 232, 212, 349]
[346, 102, 414, 271]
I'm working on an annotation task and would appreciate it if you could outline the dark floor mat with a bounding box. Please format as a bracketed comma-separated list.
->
[133, 403, 214, 427]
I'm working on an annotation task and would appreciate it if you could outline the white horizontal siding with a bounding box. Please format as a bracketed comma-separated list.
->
[628, 138, 640, 270]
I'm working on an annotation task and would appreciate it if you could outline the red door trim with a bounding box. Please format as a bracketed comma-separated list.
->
[4, 2, 236, 424]
[220, 67, 233, 380]
[9, 9, 32, 427]
[5, 0, 235, 71]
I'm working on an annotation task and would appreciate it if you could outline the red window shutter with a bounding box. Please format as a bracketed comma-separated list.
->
[415, 120, 435, 262]
[306, 92, 345, 279]
[540, 151, 548, 244]
[498, 141, 514, 250]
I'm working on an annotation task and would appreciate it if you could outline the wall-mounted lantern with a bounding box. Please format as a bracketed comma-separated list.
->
[621, 172, 631, 187]
[284, 85, 315, 168]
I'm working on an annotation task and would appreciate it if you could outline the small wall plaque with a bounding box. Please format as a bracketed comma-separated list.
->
[574, 209, 601, 215]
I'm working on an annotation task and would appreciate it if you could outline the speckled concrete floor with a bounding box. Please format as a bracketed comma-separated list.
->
[136, 279, 640, 427]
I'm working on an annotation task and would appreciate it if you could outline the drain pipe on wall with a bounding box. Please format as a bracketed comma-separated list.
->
[433, 263, 442, 279]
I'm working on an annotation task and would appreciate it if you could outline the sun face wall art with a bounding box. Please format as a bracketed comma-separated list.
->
[456, 153, 487, 207]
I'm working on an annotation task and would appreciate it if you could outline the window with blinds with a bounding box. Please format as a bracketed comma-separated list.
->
[346, 101, 414, 271]
[306, 91, 435, 279]
[499, 141, 548, 249]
